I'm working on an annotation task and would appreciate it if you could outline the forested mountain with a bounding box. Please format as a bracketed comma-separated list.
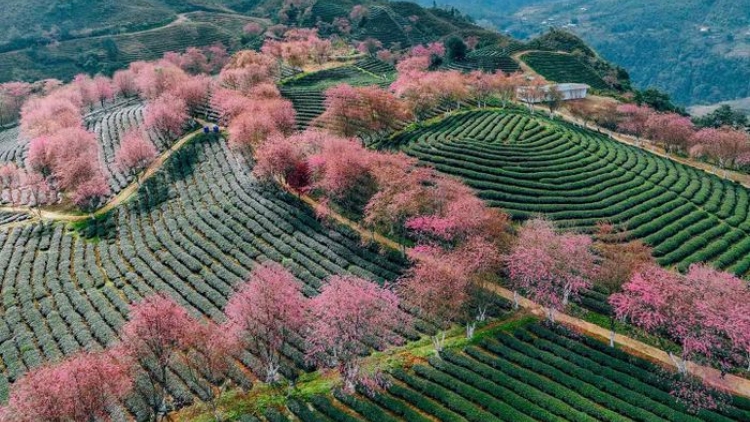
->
[422, 0, 750, 106]
[0, 0, 505, 83]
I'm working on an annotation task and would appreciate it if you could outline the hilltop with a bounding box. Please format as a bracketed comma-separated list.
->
[423, 0, 750, 106]
[0, 0, 513, 83]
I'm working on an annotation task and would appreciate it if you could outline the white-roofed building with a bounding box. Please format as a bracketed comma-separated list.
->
[517, 83, 590, 104]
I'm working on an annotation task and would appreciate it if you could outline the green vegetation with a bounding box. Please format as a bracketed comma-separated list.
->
[281, 62, 394, 129]
[694, 104, 749, 129]
[521, 51, 610, 90]
[222, 322, 750, 421]
[0, 11, 263, 82]
[0, 116, 408, 411]
[384, 109, 750, 277]
[418, 0, 750, 105]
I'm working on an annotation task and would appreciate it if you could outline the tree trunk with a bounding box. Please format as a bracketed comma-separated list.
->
[466, 322, 476, 339]
[547, 307, 556, 323]
[513, 291, 519, 310]
[432, 331, 446, 356]
[609, 316, 617, 348]
[476, 305, 487, 322]
[265, 362, 280, 384]
[669, 352, 688, 374]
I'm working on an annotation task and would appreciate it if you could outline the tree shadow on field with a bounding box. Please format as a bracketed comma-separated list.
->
[163, 139, 202, 183]
[134, 136, 207, 214]
[135, 173, 172, 214]
[70, 210, 117, 242]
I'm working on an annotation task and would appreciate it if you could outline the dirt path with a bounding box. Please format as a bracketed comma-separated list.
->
[0, 124, 208, 225]
[284, 185, 750, 398]
[484, 283, 750, 398]
[511, 50, 542, 77]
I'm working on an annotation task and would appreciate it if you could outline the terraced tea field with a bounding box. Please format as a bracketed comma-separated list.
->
[0, 100, 180, 205]
[384, 109, 750, 276]
[281, 63, 394, 129]
[0, 133, 408, 414]
[446, 46, 522, 74]
[521, 51, 609, 90]
[277, 323, 750, 422]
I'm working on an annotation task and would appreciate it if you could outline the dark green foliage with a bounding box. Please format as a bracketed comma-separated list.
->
[635, 88, 685, 114]
[522, 51, 610, 90]
[445, 36, 468, 61]
[384, 109, 750, 280]
[286, 324, 750, 421]
[694, 105, 749, 129]
[528, 28, 597, 57]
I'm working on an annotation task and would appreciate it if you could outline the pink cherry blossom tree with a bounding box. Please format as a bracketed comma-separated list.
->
[2, 349, 132, 422]
[48, 126, 101, 191]
[505, 218, 597, 321]
[133, 61, 188, 100]
[20, 94, 82, 138]
[310, 37, 333, 65]
[253, 132, 314, 191]
[172, 74, 213, 115]
[0, 82, 32, 125]
[350, 5, 370, 25]
[73, 74, 99, 110]
[179, 47, 211, 74]
[0, 163, 21, 206]
[180, 320, 241, 422]
[93, 75, 115, 108]
[307, 275, 408, 393]
[21, 171, 53, 213]
[617, 103, 653, 143]
[144, 93, 189, 140]
[611, 264, 750, 376]
[690, 127, 750, 171]
[206, 44, 230, 73]
[72, 174, 111, 216]
[26, 136, 55, 178]
[307, 135, 380, 214]
[376, 49, 397, 65]
[227, 111, 280, 156]
[113, 69, 138, 98]
[314, 84, 413, 138]
[243, 22, 264, 36]
[398, 246, 473, 351]
[115, 130, 158, 185]
[645, 112, 695, 153]
[225, 262, 308, 383]
[357, 38, 383, 56]
[211, 88, 254, 125]
[411, 42, 446, 59]
[120, 293, 196, 421]
[219, 50, 279, 93]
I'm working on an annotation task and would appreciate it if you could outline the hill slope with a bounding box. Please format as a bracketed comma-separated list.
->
[423, 0, 750, 106]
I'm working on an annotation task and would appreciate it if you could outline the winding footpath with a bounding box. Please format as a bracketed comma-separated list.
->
[0, 124, 208, 223]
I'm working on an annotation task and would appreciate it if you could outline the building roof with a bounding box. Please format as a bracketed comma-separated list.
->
[516, 83, 590, 92]
[552, 83, 590, 90]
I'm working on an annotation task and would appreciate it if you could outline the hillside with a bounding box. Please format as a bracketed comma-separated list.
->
[0, 11, 265, 83]
[423, 0, 750, 106]
[0, 0, 517, 83]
